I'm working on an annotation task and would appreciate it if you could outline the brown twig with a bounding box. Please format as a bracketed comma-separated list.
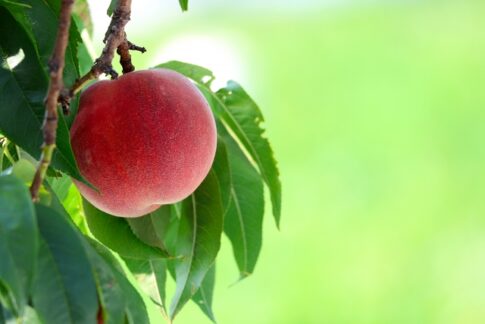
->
[59, 0, 146, 107]
[30, 0, 75, 201]
[117, 39, 135, 74]
[117, 37, 147, 74]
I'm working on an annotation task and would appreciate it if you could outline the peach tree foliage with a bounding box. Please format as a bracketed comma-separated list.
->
[0, 0, 281, 323]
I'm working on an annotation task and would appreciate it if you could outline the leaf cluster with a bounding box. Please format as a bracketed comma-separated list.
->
[0, 174, 150, 323]
[0, 1, 281, 323]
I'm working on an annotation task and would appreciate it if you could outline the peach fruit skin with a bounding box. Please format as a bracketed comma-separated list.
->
[70, 69, 217, 217]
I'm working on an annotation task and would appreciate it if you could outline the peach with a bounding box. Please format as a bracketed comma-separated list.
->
[70, 69, 217, 217]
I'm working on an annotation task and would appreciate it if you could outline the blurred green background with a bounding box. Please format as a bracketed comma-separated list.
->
[89, 0, 485, 323]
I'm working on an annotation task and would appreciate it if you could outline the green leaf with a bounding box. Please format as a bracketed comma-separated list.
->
[22, 306, 42, 324]
[38, 194, 124, 324]
[32, 239, 74, 324]
[25, 0, 84, 124]
[117, 272, 149, 324]
[126, 206, 172, 254]
[0, 304, 12, 323]
[0, 0, 29, 8]
[90, 241, 149, 324]
[151, 259, 168, 315]
[73, 0, 93, 37]
[48, 171, 72, 201]
[0, 1, 38, 58]
[169, 171, 224, 319]
[0, 141, 18, 171]
[156, 60, 213, 85]
[82, 241, 125, 324]
[54, 109, 84, 176]
[216, 81, 281, 227]
[64, 184, 89, 233]
[74, 29, 93, 76]
[192, 264, 216, 323]
[43, 174, 89, 234]
[107, 0, 117, 16]
[0, 7, 87, 184]
[219, 123, 265, 277]
[72, 6, 94, 80]
[32, 204, 98, 324]
[0, 6, 47, 149]
[212, 137, 231, 214]
[123, 259, 152, 275]
[0, 174, 37, 317]
[83, 199, 168, 260]
[179, 0, 188, 11]
[11, 158, 36, 183]
[122, 209, 175, 315]
[20, 0, 80, 84]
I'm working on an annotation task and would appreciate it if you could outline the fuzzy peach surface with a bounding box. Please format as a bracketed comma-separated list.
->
[70, 69, 217, 217]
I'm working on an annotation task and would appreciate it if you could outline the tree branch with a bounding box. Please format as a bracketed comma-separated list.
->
[30, 0, 75, 201]
[60, 0, 145, 107]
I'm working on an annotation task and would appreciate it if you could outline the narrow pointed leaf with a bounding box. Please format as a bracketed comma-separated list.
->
[83, 200, 168, 260]
[216, 81, 281, 227]
[219, 124, 264, 277]
[169, 171, 224, 319]
[0, 174, 37, 317]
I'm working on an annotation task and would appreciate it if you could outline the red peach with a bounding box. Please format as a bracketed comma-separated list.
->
[70, 69, 217, 217]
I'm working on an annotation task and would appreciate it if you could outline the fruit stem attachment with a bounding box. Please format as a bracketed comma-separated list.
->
[59, 0, 146, 111]
[117, 36, 147, 74]
[30, 0, 75, 201]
